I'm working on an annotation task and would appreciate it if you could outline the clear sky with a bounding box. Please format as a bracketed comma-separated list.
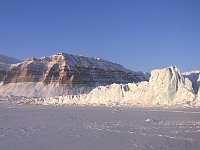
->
[0, 0, 199, 72]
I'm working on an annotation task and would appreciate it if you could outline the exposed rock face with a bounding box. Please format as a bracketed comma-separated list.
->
[0, 53, 149, 88]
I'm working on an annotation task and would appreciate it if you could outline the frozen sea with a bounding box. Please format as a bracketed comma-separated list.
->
[0, 104, 200, 150]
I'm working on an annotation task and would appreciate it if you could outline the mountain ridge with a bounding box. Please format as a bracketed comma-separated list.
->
[0, 52, 149, 87]
[0, 55, 21, 64]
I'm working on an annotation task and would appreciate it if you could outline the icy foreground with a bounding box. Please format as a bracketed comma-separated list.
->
[0, 105, 199, 150]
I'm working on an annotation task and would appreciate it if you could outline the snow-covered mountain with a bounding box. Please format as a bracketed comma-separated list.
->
[0, 55, 20, 64]
[0, 55, 21, 70]
[0, 53, 149, 85]
[0, 55, 21, 81]
[0, 53, 149, 97]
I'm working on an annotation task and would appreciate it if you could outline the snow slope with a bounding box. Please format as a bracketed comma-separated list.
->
[0, 82, 91, 98]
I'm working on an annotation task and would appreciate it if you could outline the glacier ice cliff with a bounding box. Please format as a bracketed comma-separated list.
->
[42, 66, 199, 107]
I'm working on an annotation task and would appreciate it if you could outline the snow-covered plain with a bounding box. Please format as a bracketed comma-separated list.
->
[0, 104, 200, 150]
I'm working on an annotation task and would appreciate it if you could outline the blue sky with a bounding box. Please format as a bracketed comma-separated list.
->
[0, 0, 199, 72]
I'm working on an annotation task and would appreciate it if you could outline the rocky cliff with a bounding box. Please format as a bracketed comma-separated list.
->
[0, 53, 150, 97]
[0, 53, 149, 86]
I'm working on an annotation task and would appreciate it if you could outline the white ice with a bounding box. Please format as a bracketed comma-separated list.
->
[0, 105, 199, 150]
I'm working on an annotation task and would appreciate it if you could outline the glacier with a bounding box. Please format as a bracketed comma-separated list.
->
[17, 66, 199, 107]
[0, 53, 199, 107]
